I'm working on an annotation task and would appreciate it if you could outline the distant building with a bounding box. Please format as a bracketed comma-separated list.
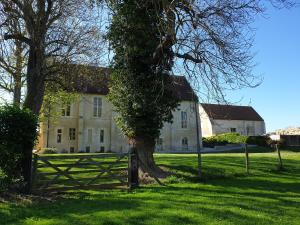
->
[37, 65, 202, 153]
[199, 103, 265, 137]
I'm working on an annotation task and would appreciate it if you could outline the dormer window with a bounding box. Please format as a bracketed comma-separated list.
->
[93, 97, 102, 117]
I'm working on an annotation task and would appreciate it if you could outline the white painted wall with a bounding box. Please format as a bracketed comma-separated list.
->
[39, 95, 202, 153]
[199, 105, 266, 137]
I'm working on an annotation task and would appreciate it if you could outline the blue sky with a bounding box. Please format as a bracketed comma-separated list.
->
[0, 4, 299, 133]
[226, 5, 300, 132]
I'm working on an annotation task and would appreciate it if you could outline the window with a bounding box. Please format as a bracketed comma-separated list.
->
[87, 129, 93, 143]
[93, 97, 102, 117]
[69, 128, 76, 140]
[100, 146, 105, 152]
[57, 129, 62, 143]
[62, 104, 71, 116]
[246, 126, 254, 135]
[182, 137, 188, 150]
[100, 129, 104, 143]
[86, 146, 90, 153]
[230, 128, 236, 133]
[156, 138, 163, 151]
[70, 147, 75, 153]
[181, 111, 187, 128]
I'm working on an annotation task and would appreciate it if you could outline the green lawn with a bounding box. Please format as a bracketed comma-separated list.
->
[1, 149, 300, 225]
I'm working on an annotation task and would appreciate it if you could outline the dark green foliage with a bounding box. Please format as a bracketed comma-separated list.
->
[246, 135, 271, 147]
[107, 0, 178, 140]
[0, 105, 38, 188]
[40, 148, 58, 154]
[203, 133, 248, 147]
[203, 133, 275, 148]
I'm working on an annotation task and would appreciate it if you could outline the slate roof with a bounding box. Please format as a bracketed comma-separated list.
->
[201, 103, 264, 121]
[63, 64, 198, 102]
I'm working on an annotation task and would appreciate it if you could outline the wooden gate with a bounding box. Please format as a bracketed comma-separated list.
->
[31, 153, 132, 192]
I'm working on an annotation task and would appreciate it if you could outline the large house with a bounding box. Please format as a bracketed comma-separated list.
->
[37, 66, 202, 153]
[199, 103, 265, 137]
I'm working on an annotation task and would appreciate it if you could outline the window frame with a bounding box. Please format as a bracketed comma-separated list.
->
[100, 129, 104, 143]
[61, 104, 71, 117]
[69, 128, 76, 140]
[93, 97, 102, 117]
[57, 128, 62, 143]
[230, 128, 237, 133]
[181, 111, 188, 128]
[87, 128, 93, 143]
[182, 137, 188, 150]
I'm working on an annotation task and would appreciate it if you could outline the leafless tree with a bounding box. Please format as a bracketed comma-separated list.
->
[146, 0, 295, 102]
[0, 17, 27, 105]
[0, 0, 106, 192]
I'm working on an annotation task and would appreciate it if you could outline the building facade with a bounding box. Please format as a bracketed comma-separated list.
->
[37, 73, 202, 153]
[199, 103, 265, 137]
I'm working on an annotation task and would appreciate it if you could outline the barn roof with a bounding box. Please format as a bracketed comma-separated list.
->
[201, 103, 264, 121]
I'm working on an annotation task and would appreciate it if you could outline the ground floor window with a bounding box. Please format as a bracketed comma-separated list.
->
[69, 128, 76, 140]
[86, 146, 90, 153]
[230, 128, 236, 133]
[100, 146, 105, 152]
[182, 137, 188, 150]
[57, 129, 62, 143]
[100, 129, 104, 143]
[156, 138, 163, 151]
[70, 147, 75, 153]
[87, 129, 93, 143]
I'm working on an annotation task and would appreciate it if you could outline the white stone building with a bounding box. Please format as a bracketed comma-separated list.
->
[37, 68, 202, 153]
[199, 103, 265, 137]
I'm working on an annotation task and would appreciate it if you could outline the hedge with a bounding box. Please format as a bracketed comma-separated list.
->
[203, 133, 270, 148]
[0, 105, 38, 189]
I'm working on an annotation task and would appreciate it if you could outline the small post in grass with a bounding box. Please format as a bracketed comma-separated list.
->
[275, 143, 283, 170]
[30, 153, 38, 193]
[244, 143, 249, 174]
[128, 147, 139, 190]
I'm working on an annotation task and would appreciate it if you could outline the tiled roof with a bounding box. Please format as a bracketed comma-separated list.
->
[63, 64, 197, 102]
[201, 103, 264, 121]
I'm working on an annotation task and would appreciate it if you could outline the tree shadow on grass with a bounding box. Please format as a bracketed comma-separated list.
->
[0, 193, 140, 225]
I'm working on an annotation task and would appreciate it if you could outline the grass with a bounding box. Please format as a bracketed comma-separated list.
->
[1, 148, 300, 225]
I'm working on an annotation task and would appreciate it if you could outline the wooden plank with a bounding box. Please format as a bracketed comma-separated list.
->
[39, 158, 83, 186]
[34, 182, 128, 193]
[38, 167, 127, 176]
[37, 161, 127, 168]
[37, 175, 127, 184]
[33, 153, 130, 192]
[37, 153, 128, 160]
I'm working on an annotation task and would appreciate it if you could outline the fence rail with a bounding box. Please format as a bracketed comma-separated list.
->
[31, 152, 133, 193]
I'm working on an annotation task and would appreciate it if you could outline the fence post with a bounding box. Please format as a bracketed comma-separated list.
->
[30, 153, 38, 193]
[244, 144, 249, 174]
[128, 147, 139, 190]
[276, 143, 283, 170]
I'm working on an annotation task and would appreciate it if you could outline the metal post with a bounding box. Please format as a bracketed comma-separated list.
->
[128, 147, 139, 189]
[276, 143, 283, 170]
[30, 153, 38, 193]
[195, 101, 202, 178]
[245, 144, 249, 174]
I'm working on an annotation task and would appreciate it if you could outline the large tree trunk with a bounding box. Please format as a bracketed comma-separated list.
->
[133, 136, 167, 179]
[21, 46, 46, 193]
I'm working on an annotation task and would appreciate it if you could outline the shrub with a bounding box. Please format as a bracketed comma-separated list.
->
[246, 136, 271, 147]
[0, 105, 38, 188]
[41, 148, 58, 154]
[203, 133, 247, 147]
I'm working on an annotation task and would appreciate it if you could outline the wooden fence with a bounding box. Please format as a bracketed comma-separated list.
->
[31, 152, 137, 193]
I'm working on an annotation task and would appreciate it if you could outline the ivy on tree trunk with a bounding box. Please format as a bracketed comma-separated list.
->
[107, 0, 178, 178]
